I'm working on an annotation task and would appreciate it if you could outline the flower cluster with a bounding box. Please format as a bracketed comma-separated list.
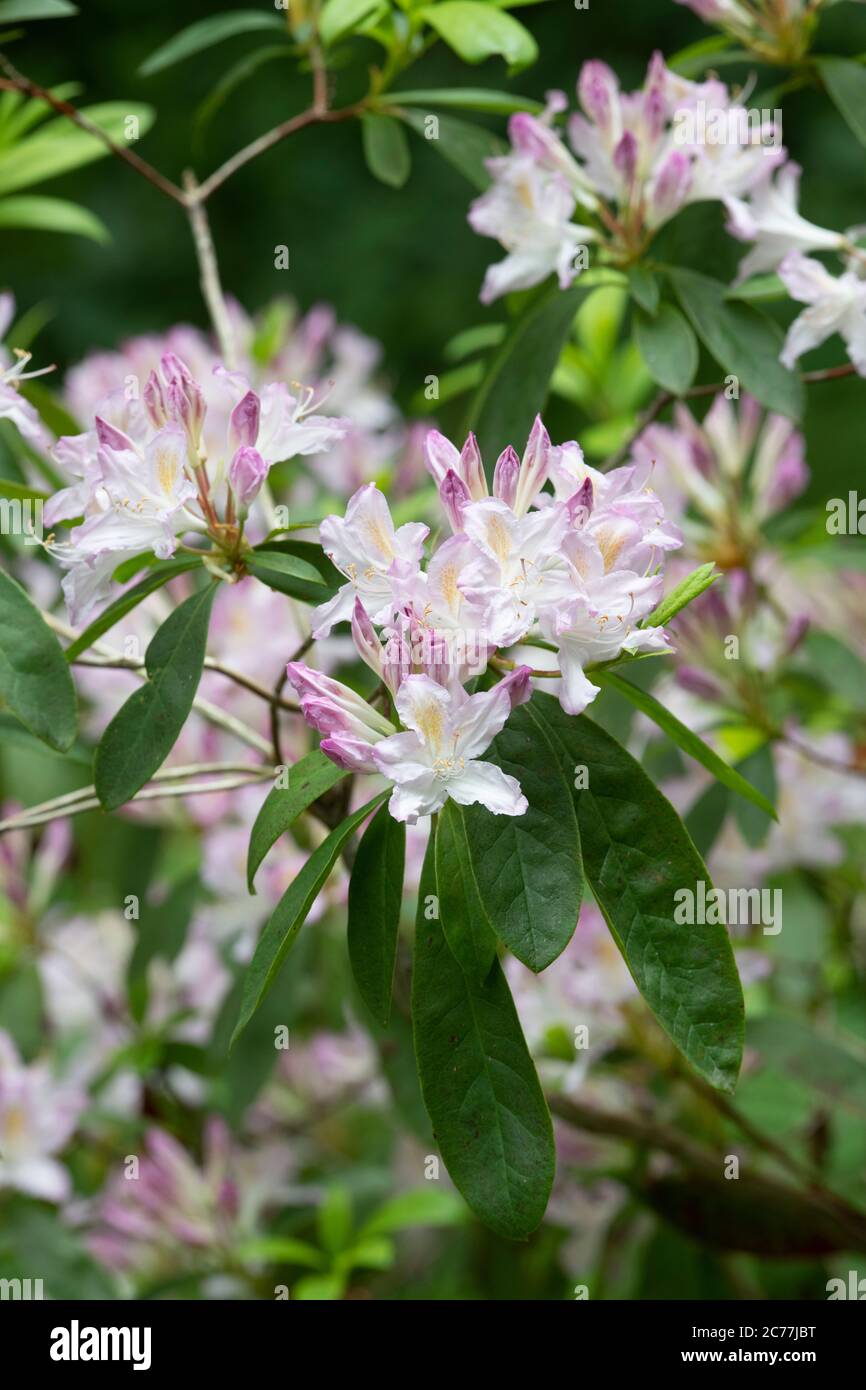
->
[675, 0, 826, 65]
[45, 349, 348, 624]
[468, 53, 782, 301]
[287, 418, 681, 821]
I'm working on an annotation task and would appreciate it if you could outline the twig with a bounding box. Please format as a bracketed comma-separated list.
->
[183, 170, 237, 366]
[0, 49, 187, 206]
[603, 362, 859, 472]
[72, 652, 299, 714]
[194, 104, 362, 204]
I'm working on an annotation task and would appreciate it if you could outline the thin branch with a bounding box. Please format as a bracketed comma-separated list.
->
[0, 766, 273, 835]
[183, 170, 237, 367]
[72, 652, 300, 713]
[194, 103, 362, 204]
[603, 362, 859, 472]
[0, 50, 188, 206]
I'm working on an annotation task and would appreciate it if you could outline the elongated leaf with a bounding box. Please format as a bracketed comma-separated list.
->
[817, 57, 866, 150]
[595, 670, 777, 819]
[194, 45, 293, 140]
[0, 568, 76, 750]
[635, 303, 698, 394]
[233, 793, 388, 1045]
[434, 801, 499, 982]
[247, 749, 347, 891]
[139, 12, 285, 77]
[94, 583, 216, 811]
[0, 478, 48, 502]
[248, 548, 336, 605]
[0, 193, 108, 241]
[400, 108, 505, 190]
[418, 2, 538, 71]
[387, 87, 542, 115]
[459, 701, 583, 971]
[644, 562, 718, 628]
[359, 1188, 466, 1237]
[65, 557, 202, 661]
[412, 841, 555, 1238]
[319, 0, 384, 46]
[530, 695, 744, 1092]
[465, 282, 585, 469]
[347, 801, 406, 1025]
[0, 0, 76, 18]
[361, 113, 411, 189]
[627, 265, 660, 315]
[0, 103, 156, 196]
[669, 267, 803, 420]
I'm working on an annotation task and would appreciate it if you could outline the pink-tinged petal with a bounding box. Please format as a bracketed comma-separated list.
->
[320, 735, 379, 773]
[498, 664, 533, 710]
[459, 432, 487, 500]
[311, 584, 357, 639]
[440, 468, 471, 532]
[448, 761, 527, 816]
[423, 428, 461, 485]
[613, 131, 638, 184]
[578, 59, 620, 130]
[351, 597, 384, 678]
[492, 446, 519, 507]
[95, 415, 137, 454]
[229, 389, 261, 450]
[557, 651, 601, 716]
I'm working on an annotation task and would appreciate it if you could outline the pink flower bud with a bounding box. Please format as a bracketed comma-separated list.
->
[228, 446, 267, 507]
[459, 432, 487, 500]
[492, 446, 519, 508]
[229, 390, 261, 451]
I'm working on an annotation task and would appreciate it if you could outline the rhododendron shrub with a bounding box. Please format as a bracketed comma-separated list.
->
[0, 0, 865, 1306]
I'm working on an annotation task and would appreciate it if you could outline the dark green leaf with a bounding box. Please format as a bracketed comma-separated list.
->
[627, 265, 660, 315]
[817, 57, 866, 150]
[412, 840, 555, 1239]
[531, 695, 744, 1092]
[387, 86, 542, 114]
[418, 2, 538, 71]
[434, 801, 499, 982]
[247, 749, 347, 891]
[139, 12, 286, 77]
[348, 801, 406, 1024]
[635, 302, 698, 395]
[731, 742, 776, 846]
[464, 282, 584, 470]
[595, 671, 777, 820]
[65, 556, 202, 661]
[361, 112, 412, 189]
[669, 267, 803, 420]
[233, 793, 388, 1045]
[94, 583, 216, 811]
[248, 548, 336, 604]
[0, 568, 76, 751]
[460, 701, 584, 971]
[194, 46, 293, 141]
[400, 108, 505, 190]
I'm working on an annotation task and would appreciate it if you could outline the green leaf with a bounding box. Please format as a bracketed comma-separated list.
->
[464, 282, 585, 470]
[595, 671, 777, 820]
[668, 267, 803, 420]
[64, 557, 202, 661]
[93, 583, 216, 811]
[247, 749, 347, 892]
[434, 801, 499, 982]
[0, 0, 76, 18]
[319, 0, 384, 46]
[236, 1237, 324, 1270]
[233, 793, 388, 1046]
[667, 34, 741, 78]
[386, 87, 542, 114]
[817, 57, 866, 150]
[644, 562, 719, 628]
[634, 303, 698, 395]
[335, 1236, 396, 1273]
[458, 702, 584, 971]
[318, 1186, 354, 1255]
[0, 193, 107, 240]
[724, 273, 787, 304]
[412, 840, 555, 1239]
[359, 1188, 467, 1236]
[347, 800, 405, 1025]
[400, 108, 505, 190]
[139, 12, 286, 77]
[419, 3, 538, 71]
[194, 45, 293, 142]
[0, 477, 48, 503]
[627, 265, 660, 315]
[293, 1273, 346, 1300]
[0, 568, 76, 751]
[361, 113, 412, 189]
[0, 102, 156, 196]
[731, 742, 776, 847]
[247, 548, 336, 605]
[530, 695, 744, 1093]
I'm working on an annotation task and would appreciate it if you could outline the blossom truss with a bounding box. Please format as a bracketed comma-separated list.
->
[674, 0, 831, 65]
[289, 418, 681, 822]
[44, 349, 350, 625]
[467, 54, 784, 302]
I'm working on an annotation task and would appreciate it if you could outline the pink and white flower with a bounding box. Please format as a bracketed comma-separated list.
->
[778, 251, 866, 376]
